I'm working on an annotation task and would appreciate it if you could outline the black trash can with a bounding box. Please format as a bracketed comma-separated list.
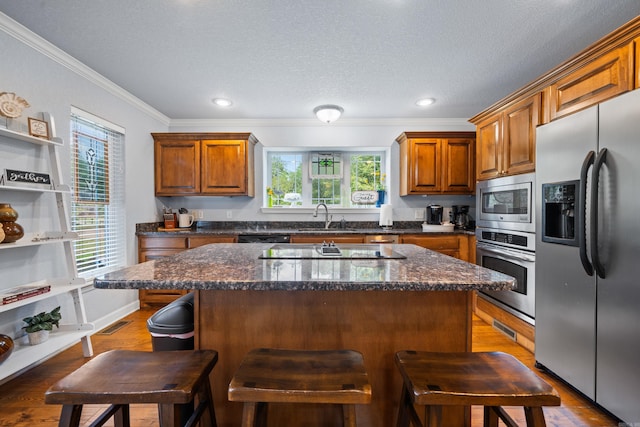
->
[146, 292, 194, 351]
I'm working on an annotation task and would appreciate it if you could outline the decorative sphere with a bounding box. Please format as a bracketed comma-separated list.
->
[0, 334, 14, 364]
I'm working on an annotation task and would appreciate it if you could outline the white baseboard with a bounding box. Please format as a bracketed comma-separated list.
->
[89, 300, 141, 335]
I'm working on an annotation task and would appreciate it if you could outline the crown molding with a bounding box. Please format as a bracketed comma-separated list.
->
[169, 117, 474, 128]
[0, 12, 171, 126]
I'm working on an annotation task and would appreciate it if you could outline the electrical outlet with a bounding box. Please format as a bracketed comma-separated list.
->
[193, 209, 204, 219]
[414, 209, 424, 220]
[226, 210, 232, 219]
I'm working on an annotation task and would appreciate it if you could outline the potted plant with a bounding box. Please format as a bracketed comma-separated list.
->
[22, 306, 61, 345]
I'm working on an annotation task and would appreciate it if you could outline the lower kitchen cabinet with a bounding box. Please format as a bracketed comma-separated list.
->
[401, 234, 472, 262]
[137, 234, 237, 306]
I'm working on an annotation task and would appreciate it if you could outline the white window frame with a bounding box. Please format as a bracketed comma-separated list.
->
[263, 148, 388, 212]
[69, 107, 126, 279]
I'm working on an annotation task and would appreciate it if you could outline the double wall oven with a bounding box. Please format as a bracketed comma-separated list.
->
[476, 172, 536, 324]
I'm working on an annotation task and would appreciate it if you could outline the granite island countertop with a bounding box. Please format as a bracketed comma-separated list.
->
[94, 243, 513, 291]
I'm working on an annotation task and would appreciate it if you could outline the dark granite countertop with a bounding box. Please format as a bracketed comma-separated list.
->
[136, 221, 475, 236]
[94, 243, 513, 292]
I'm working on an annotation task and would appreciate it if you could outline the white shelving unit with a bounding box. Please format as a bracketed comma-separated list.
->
[0, 114, 93, 384]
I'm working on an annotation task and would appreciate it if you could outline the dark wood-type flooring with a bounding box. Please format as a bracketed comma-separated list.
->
[0, 306, 621, 426]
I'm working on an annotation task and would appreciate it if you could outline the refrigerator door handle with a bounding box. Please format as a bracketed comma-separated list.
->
[591, 148, 607, 278]
[579, 150, 595, 276]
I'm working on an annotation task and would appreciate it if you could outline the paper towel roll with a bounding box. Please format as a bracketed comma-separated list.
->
[379, 204, 393, 227]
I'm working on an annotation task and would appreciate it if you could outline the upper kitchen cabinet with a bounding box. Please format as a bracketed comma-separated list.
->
[153, 133, 258, 196]
[395, 132, 475, 195]
[471, 16, 640, 175]
[548, 42, 634, 121]
[475, 94, 541, 180]
[636, 36, 640, 89]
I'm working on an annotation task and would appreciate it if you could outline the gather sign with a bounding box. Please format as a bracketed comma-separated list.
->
[4, 169, 51, 186]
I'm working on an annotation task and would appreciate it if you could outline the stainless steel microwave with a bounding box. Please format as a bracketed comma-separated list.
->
[476, 172, 535, 233]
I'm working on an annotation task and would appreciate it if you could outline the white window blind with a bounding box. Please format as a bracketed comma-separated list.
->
[70, 110, 126, 278]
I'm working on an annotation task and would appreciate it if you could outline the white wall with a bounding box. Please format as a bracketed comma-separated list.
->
[0, 23, 168, 335]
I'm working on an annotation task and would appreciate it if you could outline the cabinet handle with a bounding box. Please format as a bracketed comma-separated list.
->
[370, 239, 395, 243]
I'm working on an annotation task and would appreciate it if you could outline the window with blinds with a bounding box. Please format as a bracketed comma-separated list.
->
[70, 108, 126, 278]
[266, 151, 385, 207]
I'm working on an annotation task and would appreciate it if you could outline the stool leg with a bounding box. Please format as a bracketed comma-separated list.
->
[58, 404, 82, 427]
[424, 405, 441, 427]
[159, 402, 190, 427]
[342, 404, 357, 427]
[113, 404, 130, 427]
[524, 407, 547, 427]
[241, 402, 268, 427]
[196, 376, 217, 427]
[483, 406, 499, 427]
[396, 384, 413, 427]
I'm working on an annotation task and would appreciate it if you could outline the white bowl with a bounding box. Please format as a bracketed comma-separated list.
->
[422, 223, 455, 232]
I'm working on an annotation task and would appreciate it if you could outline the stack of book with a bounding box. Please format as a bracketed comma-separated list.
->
[1, 284, 51, 305]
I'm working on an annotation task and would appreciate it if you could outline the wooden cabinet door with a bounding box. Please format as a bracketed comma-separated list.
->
[476, 114, 502, 180]
[635, 36, 640, 89]
[442, 138, 474, 194]
[201, 139, 248, 195]
[409, 138, 441, 194]
[397, 132, 475, 195]
[154, 139, 200, 195]
[188, 235, 238, 248]
[549, 43, 634, 120]
[502, 94, 540, 176]
[401, 234, 461, 259]
[138, 236, 189, 306]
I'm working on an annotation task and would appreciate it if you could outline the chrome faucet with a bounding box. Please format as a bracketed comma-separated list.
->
[313, 203, 333, 229]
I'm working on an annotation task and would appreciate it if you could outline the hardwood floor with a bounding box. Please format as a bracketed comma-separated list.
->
[0, 307, 621, 426]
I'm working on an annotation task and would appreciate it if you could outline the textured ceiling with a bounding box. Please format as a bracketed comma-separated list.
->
[1, 1, 639, 121]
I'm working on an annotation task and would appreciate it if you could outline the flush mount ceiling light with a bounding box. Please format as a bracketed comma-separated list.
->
[416, 98, 436, 107]
[212, 98, 232, 107]
[313, 105, 344, 123]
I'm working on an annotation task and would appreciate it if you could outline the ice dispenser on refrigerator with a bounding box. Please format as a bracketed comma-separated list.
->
[541, 180, 579, 246]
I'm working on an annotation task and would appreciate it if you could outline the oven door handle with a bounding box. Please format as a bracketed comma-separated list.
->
[476, 243, 535, 263]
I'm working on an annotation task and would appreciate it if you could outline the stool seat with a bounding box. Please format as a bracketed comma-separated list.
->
[45, 349, 218, 427]
[229, 348, 371, 426]
[395, 351, 560, 427]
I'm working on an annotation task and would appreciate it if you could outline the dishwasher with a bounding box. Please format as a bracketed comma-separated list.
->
[237, 234, 291, 243]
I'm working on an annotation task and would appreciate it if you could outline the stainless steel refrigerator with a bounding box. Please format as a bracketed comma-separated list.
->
[535, 88, 640, 424]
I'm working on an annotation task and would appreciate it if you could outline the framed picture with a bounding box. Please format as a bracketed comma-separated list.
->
[28, 117, 50, 139]
[74, 132, 109, 204]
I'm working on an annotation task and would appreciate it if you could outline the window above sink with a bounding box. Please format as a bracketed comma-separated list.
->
[264, 149, 388, 210]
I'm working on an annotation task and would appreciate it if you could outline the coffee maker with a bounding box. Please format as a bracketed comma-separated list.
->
[426, 205, 443, 224]
[451, 205, 470, 229]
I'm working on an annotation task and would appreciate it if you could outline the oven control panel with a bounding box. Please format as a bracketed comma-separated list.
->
[476, 227, 535, 252]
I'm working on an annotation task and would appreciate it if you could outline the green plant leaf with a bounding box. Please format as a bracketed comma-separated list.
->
[22, 306, 61, 333]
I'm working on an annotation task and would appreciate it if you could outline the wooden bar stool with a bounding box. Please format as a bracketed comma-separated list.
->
[45, 349, 218, 427]
[394, 351, 561, 427]
[228, 348, 372, 427]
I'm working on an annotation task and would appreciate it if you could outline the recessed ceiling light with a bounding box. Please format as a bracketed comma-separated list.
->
[416, 98, 436, 107]
[212, 98, 232, 107]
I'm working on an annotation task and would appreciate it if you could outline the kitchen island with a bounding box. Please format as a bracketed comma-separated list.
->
[94, 243, 514, 427]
